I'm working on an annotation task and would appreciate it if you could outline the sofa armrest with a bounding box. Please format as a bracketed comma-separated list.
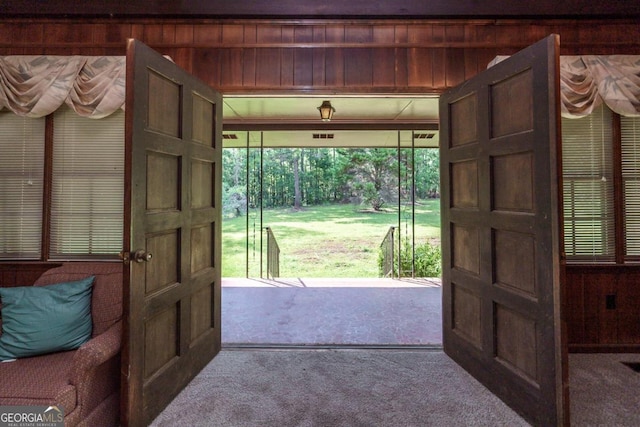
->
[71, 321, 122, 383]
[71, 321, 122, 419]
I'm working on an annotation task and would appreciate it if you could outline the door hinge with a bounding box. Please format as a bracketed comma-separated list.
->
[119, 250, 131, 265]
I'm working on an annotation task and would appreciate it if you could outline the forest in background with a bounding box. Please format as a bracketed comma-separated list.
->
[222, 147, 440, 217]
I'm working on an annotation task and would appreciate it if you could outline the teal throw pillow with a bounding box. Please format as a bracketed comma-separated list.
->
[0, 276, 94, 361]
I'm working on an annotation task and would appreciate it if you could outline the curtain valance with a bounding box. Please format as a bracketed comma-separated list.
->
[2, 54, 638, 119]
[489, 55, 640, 118]
[0, 56, 125, 119]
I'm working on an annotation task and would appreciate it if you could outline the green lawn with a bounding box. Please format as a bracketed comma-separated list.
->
[222, 200, 441, 278]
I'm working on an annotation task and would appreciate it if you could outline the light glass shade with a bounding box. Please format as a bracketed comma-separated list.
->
[317, 100, 335, 121]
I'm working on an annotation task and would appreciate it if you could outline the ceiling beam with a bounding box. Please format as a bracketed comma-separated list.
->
[223, 122, 439, 131]
[2, 0, 639, 18]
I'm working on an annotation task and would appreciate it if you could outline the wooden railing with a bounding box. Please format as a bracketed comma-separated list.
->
[379, 226, 397, 278]
[263, 227, 280, 279]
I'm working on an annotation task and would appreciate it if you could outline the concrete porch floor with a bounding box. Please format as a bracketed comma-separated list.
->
[221, 277, 443, 346]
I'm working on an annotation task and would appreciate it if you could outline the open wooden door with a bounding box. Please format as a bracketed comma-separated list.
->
[440, 35, 568, 426]
[121, 39, 223, 427]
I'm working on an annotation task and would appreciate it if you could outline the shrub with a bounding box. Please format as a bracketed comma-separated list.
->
[413, 240, 442, 278]
[378, 239, 441, 278]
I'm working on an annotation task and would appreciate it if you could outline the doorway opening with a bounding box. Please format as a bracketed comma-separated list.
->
[220, 95, 443, 346]
[221, 139, 440, 279]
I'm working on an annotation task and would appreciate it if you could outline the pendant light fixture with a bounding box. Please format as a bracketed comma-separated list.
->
[317, 100, 335, 121]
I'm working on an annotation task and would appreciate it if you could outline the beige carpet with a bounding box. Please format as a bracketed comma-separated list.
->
[149, 350, 640, 426]
[150, 349, 529, 427]
[570, 352, 640, 426]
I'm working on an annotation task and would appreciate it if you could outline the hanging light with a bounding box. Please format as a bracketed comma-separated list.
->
[317, 100, 335, 121]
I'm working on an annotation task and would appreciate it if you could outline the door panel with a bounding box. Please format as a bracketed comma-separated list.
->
[440, 35, 567, 426]
[122, 39, 223, 427]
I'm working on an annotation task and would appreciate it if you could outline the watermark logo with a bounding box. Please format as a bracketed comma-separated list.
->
[0, 405, 64, 427]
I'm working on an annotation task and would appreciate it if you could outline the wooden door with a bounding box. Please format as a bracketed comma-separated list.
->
[122, 39, 223, 427]
[439, 35, 568, 426]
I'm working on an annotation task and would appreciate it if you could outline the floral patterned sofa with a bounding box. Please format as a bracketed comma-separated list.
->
[0, 262, 122, 427]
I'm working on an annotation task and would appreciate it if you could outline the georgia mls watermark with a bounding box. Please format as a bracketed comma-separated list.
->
[0, 406, 64, 427]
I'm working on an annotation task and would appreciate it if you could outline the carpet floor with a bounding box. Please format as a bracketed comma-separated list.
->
[570, 352, 640, 426]
[150, 349, 529, 427]
[150, 350, 640, 427]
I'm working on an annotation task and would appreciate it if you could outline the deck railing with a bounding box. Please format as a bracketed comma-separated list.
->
[380, 226, 397, 278]
[263, 226, 280, 279]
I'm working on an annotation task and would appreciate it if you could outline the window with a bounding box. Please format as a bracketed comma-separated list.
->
[0, 107, 124, 261]
[621, 115, 640, 258]
[562, 105, 640, 264]
[50, 106, 124, 259]
[562, 106, 615, 262]
[0, 112, 45, 259]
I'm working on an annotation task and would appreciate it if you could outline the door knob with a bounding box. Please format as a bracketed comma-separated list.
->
[133, 250, 153, 263]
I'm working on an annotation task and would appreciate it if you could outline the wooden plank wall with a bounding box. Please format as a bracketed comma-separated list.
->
[0, 263, 61, 287]
[566, 266, 640, 351]
[1, 17, 639, 348]
[0, 19, 639, 94]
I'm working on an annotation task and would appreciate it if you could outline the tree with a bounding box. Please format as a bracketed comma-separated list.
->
[293, 149, 301, 209]
[339, 148, 398, 210]
[222, 185, 247, 218]
[415, 149, 440, 198]
[222, 149, 247, 187]
[221, 146, 439, 214]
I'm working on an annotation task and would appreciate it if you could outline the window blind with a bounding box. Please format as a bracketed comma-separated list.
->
[621, 115, 640, 258]
[562, 105, 615, 262]
[0, 112, 45, 259]
[50, 106, 124, 259]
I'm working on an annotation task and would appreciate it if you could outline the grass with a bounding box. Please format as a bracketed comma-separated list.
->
[222, 200, 441, 278]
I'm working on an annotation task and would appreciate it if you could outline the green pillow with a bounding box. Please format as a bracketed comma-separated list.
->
[0, 276, 94, 361]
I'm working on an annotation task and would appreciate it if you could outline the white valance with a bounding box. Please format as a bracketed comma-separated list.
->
[0, 56, 125, 119]
[489, 55, 640, 118]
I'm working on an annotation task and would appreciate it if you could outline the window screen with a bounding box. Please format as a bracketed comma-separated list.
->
[50, 106, 124, 259]
[562, 105, 615, 262]
[0, 111, 45, 259]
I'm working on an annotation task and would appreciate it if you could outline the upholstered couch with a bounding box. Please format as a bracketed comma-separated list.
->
[0, 262, 122, 427]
